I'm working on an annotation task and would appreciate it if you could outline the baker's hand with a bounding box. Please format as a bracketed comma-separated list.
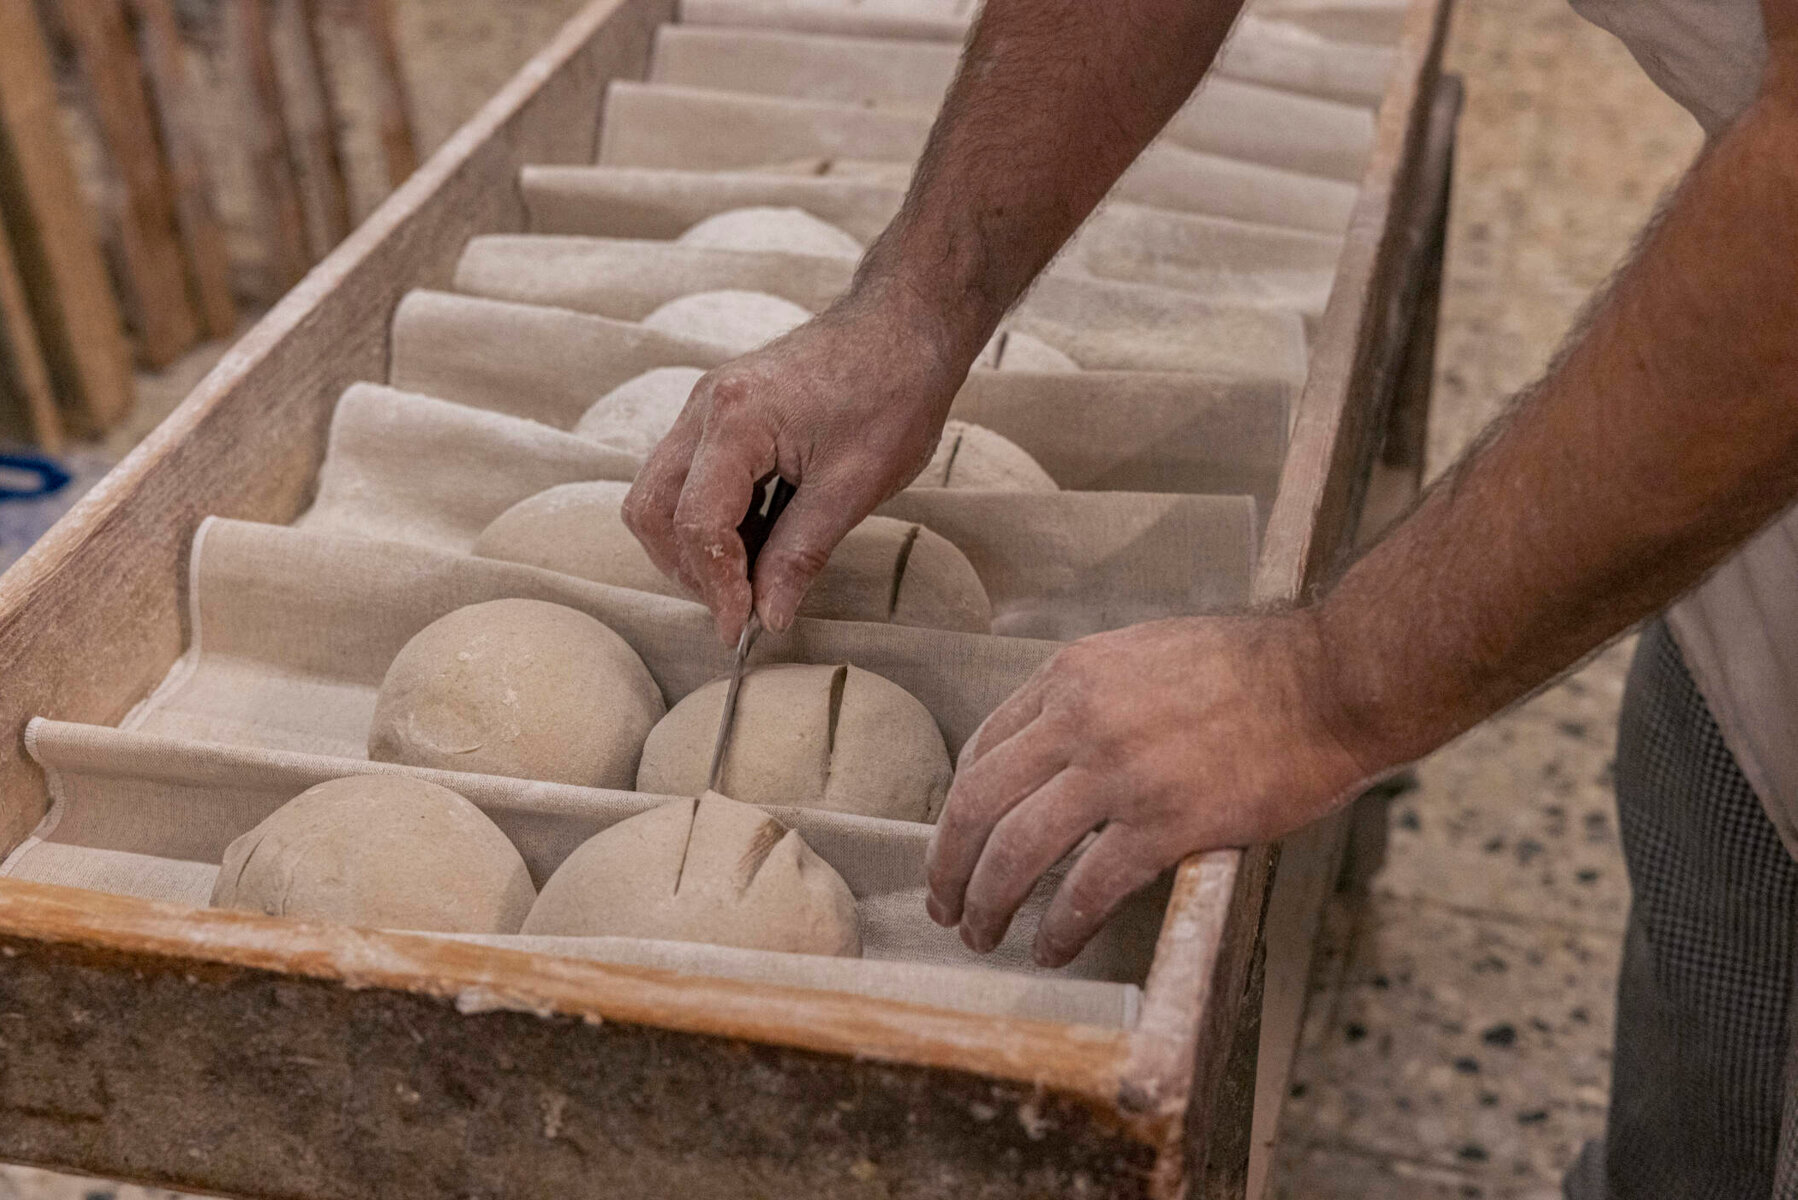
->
[623, 295, 972, 643]
[926, 612, 1387, 967]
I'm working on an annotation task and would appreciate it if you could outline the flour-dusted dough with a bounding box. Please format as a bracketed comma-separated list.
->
[675, 205, 864, 259]
[914, 420, 1059, 491]
[573, 366, 705, 459]
[637, 664, 952, 821]
[211, 775, 536, 934]
[474, 481, 992, 632]
[522, 791, 860, 956]
[641, 289, 813, 353]
[368, 598, 665, 787]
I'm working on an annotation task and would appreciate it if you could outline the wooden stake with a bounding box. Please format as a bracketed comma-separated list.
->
[129, 0, 238, 340]
[0, 219, 66, 453]
[292, 0, 353, 249]
[234, 0, 311, 291]
[0, 0, 134, 432]
[58, 0, 202, 367]
[362, 0, 418, 189]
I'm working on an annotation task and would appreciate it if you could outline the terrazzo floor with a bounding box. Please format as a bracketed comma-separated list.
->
[0, 0, 1710, 1195]
[1268, 0, 1704, 1194]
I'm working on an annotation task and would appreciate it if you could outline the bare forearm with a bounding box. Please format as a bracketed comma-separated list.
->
[847, 0, 1244, 359]
[1318, 74, 1798, 768]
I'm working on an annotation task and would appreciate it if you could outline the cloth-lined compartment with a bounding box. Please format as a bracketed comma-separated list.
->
[453, 233, 1331, 337]
[645, 28, 1376, 181]
[674, 1, 1400, 103]
[298, 386, 1259, 640]
[9, 722, 1154, 1027]
[597, 82, 1359, 234]
[520, 165, 1345, 268]
[384, 296, 1292, 500]
[389, 291, 1307, 420]
[132, 518, 1051, 761]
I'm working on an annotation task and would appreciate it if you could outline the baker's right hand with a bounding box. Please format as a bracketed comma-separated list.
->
[623, 294, 975, 643]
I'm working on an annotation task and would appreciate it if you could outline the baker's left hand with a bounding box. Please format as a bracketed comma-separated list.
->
[926, 612, 1386, 966]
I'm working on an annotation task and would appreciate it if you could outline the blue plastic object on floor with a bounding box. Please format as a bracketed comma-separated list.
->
[0, 446, 116, 575]
[0, 453, 73, 501]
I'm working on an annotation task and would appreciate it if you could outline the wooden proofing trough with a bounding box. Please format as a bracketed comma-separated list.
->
[0, 0, 1456, 1195]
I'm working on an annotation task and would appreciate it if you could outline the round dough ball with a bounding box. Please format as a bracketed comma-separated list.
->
[911, 420, 1059, 491]
[523, 792, 859, 956]
[369, 598, 664, 787]
[574, 367, 704, 460]
[475, 482, 991, 632]
[637, 664, 951, 821]
[676, 206, 864, 259]
[641, 290, 813, 353]
[212, 775, 535, 934]
[993, 330, 1080, 372]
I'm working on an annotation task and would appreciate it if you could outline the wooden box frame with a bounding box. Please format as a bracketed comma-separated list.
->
[0, 1, 1455, 1195]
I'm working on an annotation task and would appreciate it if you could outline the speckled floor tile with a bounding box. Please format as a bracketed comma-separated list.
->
[1375, 639, 1633, 932]
[1282, 895, 1618, 1183]
[1272, 1144, 1563, 1200]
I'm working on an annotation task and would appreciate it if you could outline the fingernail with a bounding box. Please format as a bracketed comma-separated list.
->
[959, 923, 990, 954]
[926, 893, 948, 925]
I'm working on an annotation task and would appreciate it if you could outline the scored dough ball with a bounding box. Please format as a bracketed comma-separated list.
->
[641, 290, 813, 353]
[676, 205, 864, 259]
[637, 663, 952, 822]
[992, 330, 1080, 372]
[369, 598, 664, 788]
[212, 775, 535, 934]
[523, 792, 859, 955]
[911, 420, 1060, 491]
[573, 366, 704, 460]
[474, 482, 991, 632]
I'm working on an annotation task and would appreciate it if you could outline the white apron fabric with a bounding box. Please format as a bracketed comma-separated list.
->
[1568, 0, 1798, 852]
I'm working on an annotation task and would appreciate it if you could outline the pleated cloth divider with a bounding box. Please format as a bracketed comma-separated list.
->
[385, 294, 1292, 501]
[452, 232, 1331, 341]
[643, 27, 1378, 182]
[389, 289, 1307, 419]
[597, 82, 1360, 234]
[298, 384, 1260, 640]
[518, 164, 1345, 266]
[675, 0, 1411, 51]
[9, 721, 1152, 1027]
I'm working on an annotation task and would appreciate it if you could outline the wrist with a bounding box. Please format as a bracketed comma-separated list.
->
[1300, 596, 1435, 777]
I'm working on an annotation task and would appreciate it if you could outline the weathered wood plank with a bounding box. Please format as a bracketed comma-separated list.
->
[131, 0, 240, 339]
[235, 0, 312, 289]
[0, 214, 64, 451]
[0, 880, 1155, 1200]
[0, 0, 134, 431]
[363, 0, 419, 188]
[60, 0, 202, 366]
